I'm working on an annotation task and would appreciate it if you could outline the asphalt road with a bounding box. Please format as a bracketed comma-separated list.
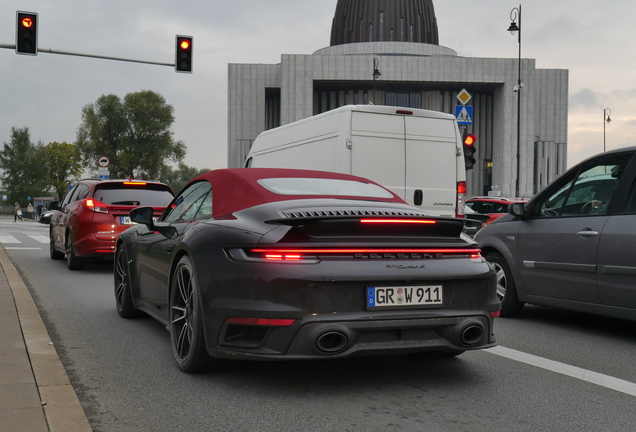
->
[4, 219, 636, 432]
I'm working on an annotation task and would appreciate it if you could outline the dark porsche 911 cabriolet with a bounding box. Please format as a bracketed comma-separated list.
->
[115, 168, 499, 372]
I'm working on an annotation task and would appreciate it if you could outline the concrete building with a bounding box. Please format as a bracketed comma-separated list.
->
[228, 0, 568, 198]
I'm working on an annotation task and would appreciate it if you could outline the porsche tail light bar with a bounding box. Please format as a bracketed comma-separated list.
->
[251, 248, 480, 255]
[225, 318, 296, 326]
[84, 198, 109, 213]
[360, 219, 436, 225]
[227, 248, 483, 264]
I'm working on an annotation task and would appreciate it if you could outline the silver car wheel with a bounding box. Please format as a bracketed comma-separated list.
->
[493, 262, 507, 302]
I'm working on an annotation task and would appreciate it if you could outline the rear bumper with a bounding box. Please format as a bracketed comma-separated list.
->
[210, 313, 495, 360]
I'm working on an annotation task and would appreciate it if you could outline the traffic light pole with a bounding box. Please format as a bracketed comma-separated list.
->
[1, 43, 174, 67]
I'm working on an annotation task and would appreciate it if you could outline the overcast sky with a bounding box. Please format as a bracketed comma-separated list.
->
[2, 0, 634, 173]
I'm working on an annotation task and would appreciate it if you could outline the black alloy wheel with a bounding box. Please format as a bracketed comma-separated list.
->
[169, 255, 213, 373]
[49, 229, 64, 260]
[485, 251, 524, 316]
[65, 232, 85, 270]
[114, 244, 140, 318]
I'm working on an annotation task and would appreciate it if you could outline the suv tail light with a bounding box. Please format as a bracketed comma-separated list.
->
[456, 181, 466, 218]
[84, 198, 109, 213]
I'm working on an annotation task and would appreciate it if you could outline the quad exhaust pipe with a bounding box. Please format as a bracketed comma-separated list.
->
[316, 331, 348, 353]
[460, 324, 484, 345]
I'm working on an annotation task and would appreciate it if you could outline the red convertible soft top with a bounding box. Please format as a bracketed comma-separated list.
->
[187, 168, 406, 218]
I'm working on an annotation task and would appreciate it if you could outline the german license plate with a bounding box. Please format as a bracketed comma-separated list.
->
[367, 285, 443, 309]
[120, 216, 156, 225]
[120, 216, 135, 225]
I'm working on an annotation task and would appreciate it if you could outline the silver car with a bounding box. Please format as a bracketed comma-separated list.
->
[475, 147, 636, 321]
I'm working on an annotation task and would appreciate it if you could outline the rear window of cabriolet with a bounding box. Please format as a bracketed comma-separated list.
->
[258, 178, 394, 199]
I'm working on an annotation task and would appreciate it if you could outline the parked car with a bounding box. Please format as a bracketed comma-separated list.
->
[463, 206, 491, 238]
[475, 147, 636, 321]
[466, 196, 528, 222]
[115, 168, 499, 372]
[49, 178, 174, 270]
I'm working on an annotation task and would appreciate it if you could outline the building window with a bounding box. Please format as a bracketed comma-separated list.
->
[386, 92, 422, 109]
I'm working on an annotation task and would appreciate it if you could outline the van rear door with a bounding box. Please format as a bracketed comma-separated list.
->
[405, 115, 459, 217]
[350, 111, 406, 200]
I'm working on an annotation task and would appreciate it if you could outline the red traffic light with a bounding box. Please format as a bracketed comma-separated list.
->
[175, 35, 193, 73]
[16, 11, 38, 56]
[463, 134, 477, 170]
[464, 134, 477, 146]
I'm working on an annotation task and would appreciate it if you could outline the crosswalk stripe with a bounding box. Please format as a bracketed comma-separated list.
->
[28, 235, 50, 244]
[0, 235, 20, 243]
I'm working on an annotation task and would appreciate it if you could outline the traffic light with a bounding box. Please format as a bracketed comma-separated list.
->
[16, 11, 38, 55]
[463, 134, 477, 170]
[175, 35, 193, 73]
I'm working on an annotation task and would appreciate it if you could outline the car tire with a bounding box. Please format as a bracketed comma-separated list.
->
[485, 251, 524, 317]
[114, 244, 141, 318]
[65, 232, 85, 271]
[49, 230, 64, 260]
[169, 255, 214, 373]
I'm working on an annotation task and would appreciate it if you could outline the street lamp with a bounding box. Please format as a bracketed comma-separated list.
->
[508, 4, 522, 197]
[603, 108, 612, 152]
[372, 57, 381, 104]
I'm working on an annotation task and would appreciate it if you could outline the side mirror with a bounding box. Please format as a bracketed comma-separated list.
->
[46, 201, 59, 211]
[130, 207, 177, 239]
[508, 202, 526, 218]
[130, 207, 154, 225]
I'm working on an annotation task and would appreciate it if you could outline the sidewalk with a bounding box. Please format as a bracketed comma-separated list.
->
[0, 245, 92, 432]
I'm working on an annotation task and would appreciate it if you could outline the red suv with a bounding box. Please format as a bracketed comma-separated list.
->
[49, 179, 174, 270]
[466, 196, 528, 222]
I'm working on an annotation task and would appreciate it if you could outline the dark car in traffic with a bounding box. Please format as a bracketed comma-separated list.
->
[114, 168, 499, 372]
[466, 196, 528, 222]
[39, 209, 56, 224]
[49, 178, 174, 270]
[475, 147, 636, 321]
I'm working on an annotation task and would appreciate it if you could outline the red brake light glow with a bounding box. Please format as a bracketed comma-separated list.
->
[252, 248, 480, 255]
[457, 181, 467, 195]
[225, 318, 295, 327]
[84, 198, 109, 213]
[123, 181, 147, 185]
[361, 219, 436, 224]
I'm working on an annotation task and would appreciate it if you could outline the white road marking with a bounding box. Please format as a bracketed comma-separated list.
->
[0, 235, 20, 243]
[4, 247, 41, 250]
[28, 235, 50, 244]
[486, 345, 636, 397]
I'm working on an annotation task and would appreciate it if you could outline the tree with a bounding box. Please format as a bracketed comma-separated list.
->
[160, 163, 210, 194]
[0, 127, 49, 206]
[76, 90, 186, 180]
[44, 142, 84, 201]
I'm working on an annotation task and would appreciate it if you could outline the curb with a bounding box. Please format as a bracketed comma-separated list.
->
[0, 246, 92, 432]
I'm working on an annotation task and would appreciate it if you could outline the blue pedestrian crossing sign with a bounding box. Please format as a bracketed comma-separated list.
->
[455, 105, 473, 125]
[99, 175, 109, 180]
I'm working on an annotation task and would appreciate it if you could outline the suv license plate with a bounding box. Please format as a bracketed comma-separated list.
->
[367, 285, 443, 309]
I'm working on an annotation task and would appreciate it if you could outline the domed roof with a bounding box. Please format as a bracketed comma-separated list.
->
[330, 0, 439, 46]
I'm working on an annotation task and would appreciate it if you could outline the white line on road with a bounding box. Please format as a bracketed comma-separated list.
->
[28, 235, 50, 244]
[486, 345, 636, 397]
[0, 236, 20, 243]
[4, 247, 41, 250]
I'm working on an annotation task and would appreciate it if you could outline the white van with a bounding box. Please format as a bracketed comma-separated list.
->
[244, 105, 467, 217]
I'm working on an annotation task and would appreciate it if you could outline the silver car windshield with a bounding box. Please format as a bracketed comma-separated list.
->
[258, 178, 394, 198]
